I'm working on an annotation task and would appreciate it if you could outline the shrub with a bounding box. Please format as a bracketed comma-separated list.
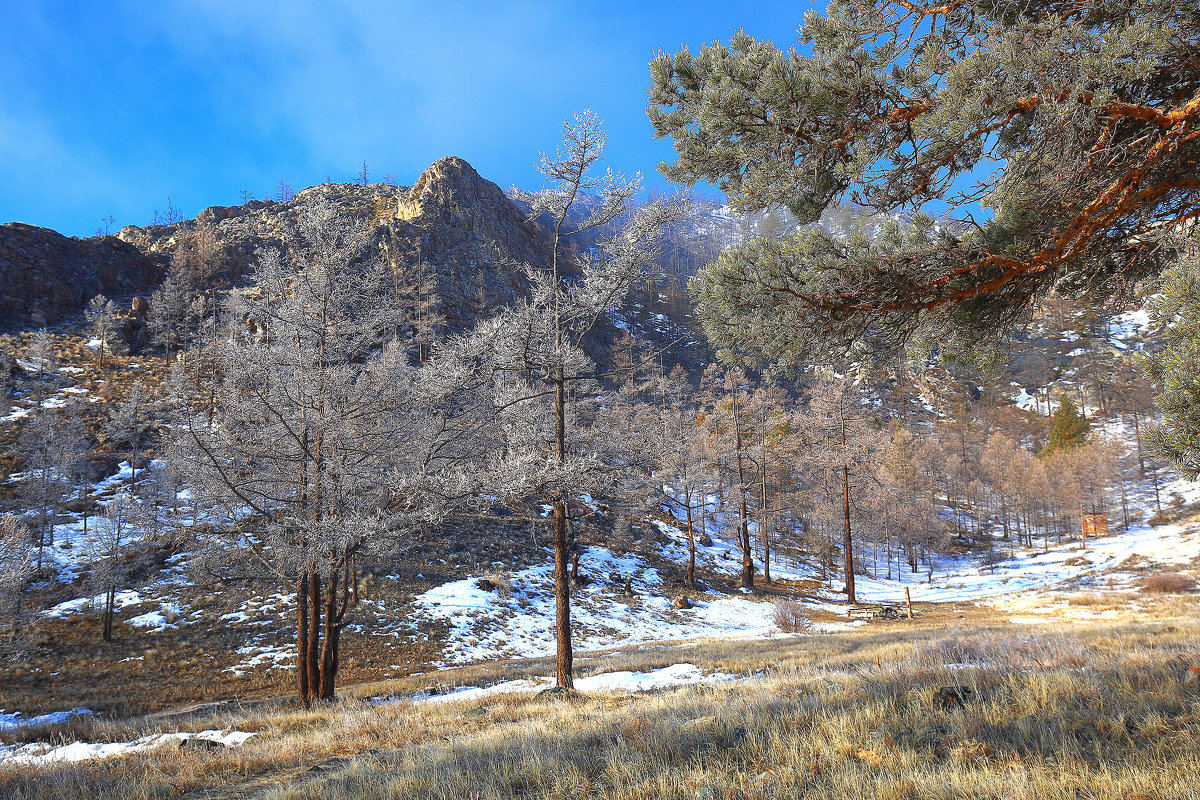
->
[772, 599, 811, 633]
[1141, 573, 1197, 594]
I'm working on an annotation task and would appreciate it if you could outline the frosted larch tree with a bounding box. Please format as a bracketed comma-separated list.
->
[480, 110, 684, 689]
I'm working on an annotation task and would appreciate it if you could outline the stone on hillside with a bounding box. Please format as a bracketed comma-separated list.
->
[537, 685, 573, 700]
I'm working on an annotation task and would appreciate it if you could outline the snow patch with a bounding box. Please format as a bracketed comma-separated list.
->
[414, 663, 736, 705]
[0, 730, 256, 766]
[0, 708, 93, 731]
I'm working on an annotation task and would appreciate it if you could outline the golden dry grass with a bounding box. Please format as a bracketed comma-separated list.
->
[3, 614, 1200, 800]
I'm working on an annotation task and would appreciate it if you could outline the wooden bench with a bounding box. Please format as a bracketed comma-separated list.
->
[848, 605, 882, 620]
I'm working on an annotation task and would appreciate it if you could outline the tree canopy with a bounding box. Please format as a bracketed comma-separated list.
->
[647, 0, 1200, 368]
[1043, 393, 1090, 456]
[1142, 235, 1200, 478]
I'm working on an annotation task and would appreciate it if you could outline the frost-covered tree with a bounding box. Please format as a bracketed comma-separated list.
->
[801, 377, 881, 604]
[695, 365, 762, 591]
[479, 111, 684, 689]
[1143, 237, 1200, 479]
[171, 199, 487, 706]
[85, 295, 119, 371]
[88, 493, 135, 643]
[645, 365, 709, 588]
[0, 348, 14, 402]
[18, 409, 87, 572]
[148, 269, 195, 354]
[24, 330, 56, 409]
[0, 514, 35, 653]
[105, 380, 156, 485]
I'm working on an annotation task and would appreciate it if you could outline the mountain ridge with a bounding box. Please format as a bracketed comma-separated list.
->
[1, 157, 548, 334]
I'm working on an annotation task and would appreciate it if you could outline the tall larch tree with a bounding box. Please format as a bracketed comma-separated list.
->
[171, 199, 488, 706]
[481, 111, 684, 689]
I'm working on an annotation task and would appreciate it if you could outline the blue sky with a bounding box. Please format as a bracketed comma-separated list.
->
[0, 1, 810, 237]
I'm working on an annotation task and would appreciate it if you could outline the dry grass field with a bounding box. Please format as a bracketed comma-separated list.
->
[3, 599, 1200, 800]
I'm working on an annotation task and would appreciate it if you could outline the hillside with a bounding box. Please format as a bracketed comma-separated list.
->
[1, 161, 1197, 799]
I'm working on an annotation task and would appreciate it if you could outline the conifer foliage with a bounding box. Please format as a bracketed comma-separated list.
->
[647, 0, 1200, 367]
[1143, 237, 1200, 478]
[1043, 394, 1090, 456]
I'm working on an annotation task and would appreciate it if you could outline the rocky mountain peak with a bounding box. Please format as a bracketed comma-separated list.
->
[1, 157, 549, 333]
[0, 223, 156, 329]
[397, 156, 498, 221]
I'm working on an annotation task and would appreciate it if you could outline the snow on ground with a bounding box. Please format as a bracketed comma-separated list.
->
[843, 465, 1200, 626]
[0, 730, 256, 766]
[45, 590, 145, 618]
[0, 406, 35, 423]
[1109, 308, 1152, 345]
[1, 377, 94, 424]
[412, 663, 736, 705]
[226, 643, 293, 675]
[412, 544, 781, 665]
[127, 601, 188, 631]
[1010, 383, 1040, 413]
[852, 513, 1200, 606]
[0, 708, 93, 731]
[413, 468, 1200, 665]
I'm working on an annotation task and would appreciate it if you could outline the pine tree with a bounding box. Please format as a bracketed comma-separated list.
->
[647, 0, 1200, 368]
[1143, 237, 1200, 478]
[1044, 394, 1090, 457]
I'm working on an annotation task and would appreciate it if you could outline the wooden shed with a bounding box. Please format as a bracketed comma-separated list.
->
[1081, 513, 1108, 544]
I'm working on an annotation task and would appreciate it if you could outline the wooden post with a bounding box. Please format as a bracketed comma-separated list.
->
[904, 586, 913, 620]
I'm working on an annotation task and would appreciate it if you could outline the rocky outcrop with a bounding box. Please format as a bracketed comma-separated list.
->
[2, 156, 551, 335]
[112, 156, 547, 331]
[0, 223, 157, 329]
[387, 156, 547, 326]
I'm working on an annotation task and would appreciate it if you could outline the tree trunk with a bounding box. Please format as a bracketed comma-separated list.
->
[307, 571, 321, 702]
[552, 497, 573, 688]
[318, 561, 339, 701]
[840, 409, 856, 605]
[684, 487, 696, 588]
[760, 462, 771, 585]
[297, 570, 310, 706]
[102, 585, 116, 642]
[552, 373, 573, 689]
[733, 402, 754, 592]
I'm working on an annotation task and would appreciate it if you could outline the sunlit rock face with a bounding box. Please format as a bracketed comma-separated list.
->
[1, 156, 553, 334]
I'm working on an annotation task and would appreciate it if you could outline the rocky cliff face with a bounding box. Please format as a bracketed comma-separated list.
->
[1, 156, 549, 332]
[115, 156, 546, 330]
[0, 223, 157, 329]
[387, 156, 547, 326]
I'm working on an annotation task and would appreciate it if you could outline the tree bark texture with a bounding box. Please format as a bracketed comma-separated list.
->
[841, 409, 856, 605]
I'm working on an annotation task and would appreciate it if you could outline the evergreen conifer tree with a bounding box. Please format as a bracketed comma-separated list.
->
[647, 0, 1200, 368]
[1044, 394, 1090, 457]
[1143, 237, 1200, 478]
